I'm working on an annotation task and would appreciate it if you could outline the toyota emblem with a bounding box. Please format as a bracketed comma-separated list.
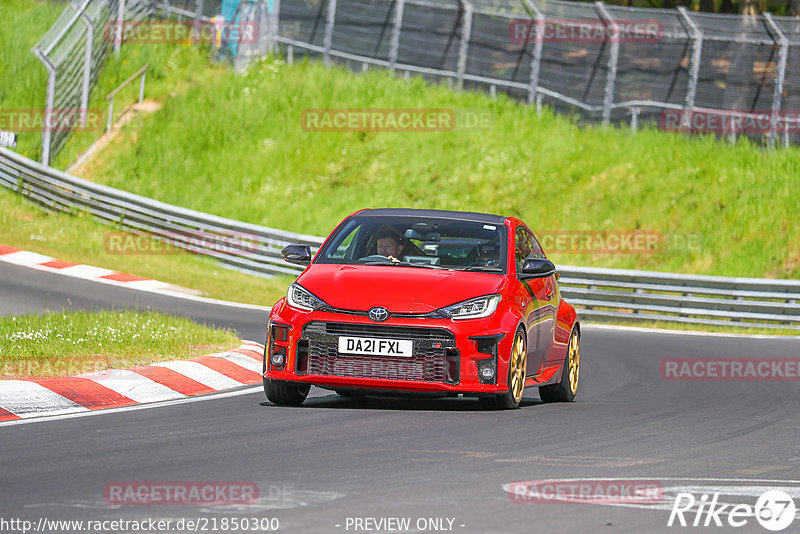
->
[368, 307, 389, 322]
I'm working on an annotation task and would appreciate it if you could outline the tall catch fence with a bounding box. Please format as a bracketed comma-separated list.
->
[276, 0, 800, 147]
[31, 0, 270, 166]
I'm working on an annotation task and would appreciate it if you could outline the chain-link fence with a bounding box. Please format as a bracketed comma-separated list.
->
[33, 0, 122, 165]
[275, 0, 800, 147]
[31, 0, 271, 166]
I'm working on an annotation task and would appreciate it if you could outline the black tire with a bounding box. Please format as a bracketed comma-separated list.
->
[262, 342, 310, 405]
[265, 379, 311, 406]
[479, 327, 527, 410]
[539, 326, 580, 403]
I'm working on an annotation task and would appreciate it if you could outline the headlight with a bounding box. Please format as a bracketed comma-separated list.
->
[439, 294, 501, 320]
[286, 283, 327, 311]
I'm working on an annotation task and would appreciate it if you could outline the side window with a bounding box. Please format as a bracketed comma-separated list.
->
[529, 232, 545, 259]
[516, 227, 544, 274]
[515, 227, 532, 274]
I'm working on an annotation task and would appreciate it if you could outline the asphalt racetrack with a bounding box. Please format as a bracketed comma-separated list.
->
[1, 262, 799, 533]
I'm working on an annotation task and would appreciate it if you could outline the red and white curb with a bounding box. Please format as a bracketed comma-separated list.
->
[0, 244, 192, 293]
[0, 340, 265, 422]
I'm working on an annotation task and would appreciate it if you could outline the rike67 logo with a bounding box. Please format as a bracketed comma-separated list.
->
[668, 489, 796, 531]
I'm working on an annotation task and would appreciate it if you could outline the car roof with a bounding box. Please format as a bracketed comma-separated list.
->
[356, 208, 507, 224]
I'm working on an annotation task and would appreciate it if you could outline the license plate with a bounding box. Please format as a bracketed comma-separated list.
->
[337, 336, 413, 357]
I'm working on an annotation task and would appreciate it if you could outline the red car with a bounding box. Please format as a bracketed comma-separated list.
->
[263, 208, 580, 409]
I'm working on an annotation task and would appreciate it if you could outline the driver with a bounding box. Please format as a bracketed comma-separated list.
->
[375, 228, 403, 259]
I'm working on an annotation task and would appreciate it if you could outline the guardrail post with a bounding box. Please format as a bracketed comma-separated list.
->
[456, 0, 473, 90]
[388, 0, 405, 70]
[322, 0, 337, 66]
[677, 7, 702, 115]
[139, 70, 146, 103]
[595, 2, 619, 125]
[79, 10, 93, 129]
[522, 0, 544, 105]
[763, 13, 788, 148]
[631, 107, 639, 131]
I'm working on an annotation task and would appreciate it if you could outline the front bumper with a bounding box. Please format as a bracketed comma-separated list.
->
[264, 302, 517, 395]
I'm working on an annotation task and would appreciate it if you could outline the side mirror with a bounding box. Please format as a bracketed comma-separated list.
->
[281, 244, 312, 266]
[520, 258, 556, 279]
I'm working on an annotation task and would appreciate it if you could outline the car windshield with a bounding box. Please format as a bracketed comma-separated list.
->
[316, 215, 507, 273]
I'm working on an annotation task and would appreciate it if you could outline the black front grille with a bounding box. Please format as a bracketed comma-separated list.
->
[301, 322, 458, 383]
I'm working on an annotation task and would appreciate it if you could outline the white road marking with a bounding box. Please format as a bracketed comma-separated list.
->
[216, 352, 262, 373]
[57, 264, 116, 278]
[81, 370, 183, 403]
[0, 251, 54, 266]
[153, 361, 243, 390]
[0, 381, 89, 418]
[0, 386, 261, 426]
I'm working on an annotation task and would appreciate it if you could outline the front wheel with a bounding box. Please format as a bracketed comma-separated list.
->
[265, 379, 310, 406]
[539, 326, 579, 403]
[480, 327, 526, 410]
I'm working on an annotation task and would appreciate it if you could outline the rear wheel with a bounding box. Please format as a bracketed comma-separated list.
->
[265, 379, 311, 406]
[480, 327, 526, 410]
[539, 326, 579, 403]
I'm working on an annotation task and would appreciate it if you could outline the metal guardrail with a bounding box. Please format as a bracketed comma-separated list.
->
[0, 147, 797, 329]
[558, 266, 800, 330]
[0, 147, 323, 277]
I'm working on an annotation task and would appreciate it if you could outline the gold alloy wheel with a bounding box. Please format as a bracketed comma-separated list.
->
[568, 330, 580, 395]
[510, 331, 527, 403]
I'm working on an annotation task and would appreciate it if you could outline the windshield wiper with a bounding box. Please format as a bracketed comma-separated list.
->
[459, 266, 504, 272]
[360, 260, 446, 269]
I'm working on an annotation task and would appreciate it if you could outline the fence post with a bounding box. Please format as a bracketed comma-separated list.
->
[677, 6, 702, 115]
[388, 0, 405, 70]
[595, 2, 619, 125]
[115, 0, 126, 55]
[79, 11, 93, 129]
[322, 0, 337, 66]
[763, 13, 788, 147]
[522, 0, 543, 105]
[456, 0, 473, 90]
[38, 58, 57, 166]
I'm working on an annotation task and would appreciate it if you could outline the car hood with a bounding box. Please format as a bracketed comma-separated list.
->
[296, 263, 505, 313]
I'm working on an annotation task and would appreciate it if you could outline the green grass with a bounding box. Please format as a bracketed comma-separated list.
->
[0, 1, 63, 132]
[0, 310, 240, 379]
[83, 56, 800, 280]
[0, 187, 294, 306]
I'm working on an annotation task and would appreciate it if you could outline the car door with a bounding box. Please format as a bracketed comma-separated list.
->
[515, 226, 556, 375]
